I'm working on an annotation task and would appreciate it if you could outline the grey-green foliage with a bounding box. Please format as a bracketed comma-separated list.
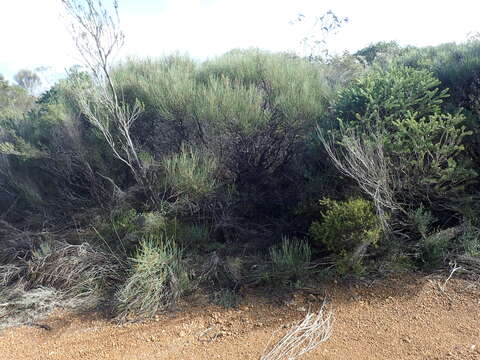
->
[354, 41, 408, 66]
[459, 226, 480, 257]
[14, 69, 41, 94]
[397, 41, 480, 104]
[115, 51, 328, 176]
[116, 235, 189, 318]
[0, 68, 135, 222]
[409, 205, 435, 239]
[162, 145, 219, 207]
[1, 51, 329, 224]
[0, 84, 107, 216]
[263, 237, 313, 287]
[0, 77, 35, 115]
[111, 50, 329, 223]
[111, 56, 199, 153]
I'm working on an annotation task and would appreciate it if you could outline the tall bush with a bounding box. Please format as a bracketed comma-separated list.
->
[323, 65, 475, 227]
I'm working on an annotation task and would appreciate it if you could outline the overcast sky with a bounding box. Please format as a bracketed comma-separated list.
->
[1, 0, 479, 83]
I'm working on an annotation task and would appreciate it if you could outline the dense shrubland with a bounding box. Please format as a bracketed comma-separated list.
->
[1, 34, 480, 320]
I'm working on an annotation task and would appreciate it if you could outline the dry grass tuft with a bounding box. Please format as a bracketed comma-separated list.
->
[0, 240, 124, 329]
[24, 242, 123, 298]
[260, 302, 333, 360]
[0, 285, 61, 329]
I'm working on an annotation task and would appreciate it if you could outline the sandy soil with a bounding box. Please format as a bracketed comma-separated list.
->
[1, 274, 479, 360]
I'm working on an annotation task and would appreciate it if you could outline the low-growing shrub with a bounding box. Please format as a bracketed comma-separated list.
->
[96, 208, 141, 254]
[408, 206, 462, 268]
[420, 230, 453, 268]
[460, 226, 480, 256]
[408, 205, 436, 239]
[262, 237, 313, 287]
[335, 254, 367, 276]
[97, 208, 211, 257]
[213, 288, 241, 308]
[201, 252, 243, 289]
[162, 146, 219, 207]
[309, 198, 380, 255]
[115, 235, 190, 319]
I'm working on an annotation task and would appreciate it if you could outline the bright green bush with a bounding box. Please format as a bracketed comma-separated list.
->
[329, 65, 476, 218]
[397, 41, 480, 178]
[335, 65, 448, 131]
[116, 236, 189, 318]
[309, 198, 380, 255]
[388, 112, 474, 199]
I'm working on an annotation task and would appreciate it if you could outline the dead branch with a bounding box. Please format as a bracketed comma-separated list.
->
[62, 0, 156, 203]
[318, 126, 403, 231]
[260, 302, 333, 360]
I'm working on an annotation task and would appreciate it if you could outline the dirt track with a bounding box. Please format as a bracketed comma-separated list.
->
[1, 274, 479, 360]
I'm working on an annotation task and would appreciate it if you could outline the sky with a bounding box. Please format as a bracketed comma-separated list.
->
[1, 0, 479, 85]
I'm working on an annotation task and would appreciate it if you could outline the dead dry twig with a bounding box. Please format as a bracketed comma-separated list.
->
[260, 302, 333, 360]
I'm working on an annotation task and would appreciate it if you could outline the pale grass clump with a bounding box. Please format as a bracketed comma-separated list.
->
[260, 302, 333, 360]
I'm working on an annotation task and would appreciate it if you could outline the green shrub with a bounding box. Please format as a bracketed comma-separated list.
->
[327, 64, 475, 229]
[162, 145, 219, 207]
[396, 41, 480, 185]
[408, 205, 435, 239]
[309, 198, 380, 255]
[213, 289, 240, 308]
[459, 226, 480, 257]
[116, 235, 190, 318]
[408, 206, 458, 268]
[335, 254, 367, 276]
[262, 237, 313, 287]
[420, 231, 452, 268]
[96, 208, 141, 254]
[354, 41, 404, 66]
[98, 209, 210, 255]
[335, 65, 448, 131]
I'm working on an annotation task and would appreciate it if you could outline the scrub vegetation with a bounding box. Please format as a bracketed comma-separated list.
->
[1, 1, 480, 337]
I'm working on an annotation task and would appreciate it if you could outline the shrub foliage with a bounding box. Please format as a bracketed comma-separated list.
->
[2, 33, 480, 321]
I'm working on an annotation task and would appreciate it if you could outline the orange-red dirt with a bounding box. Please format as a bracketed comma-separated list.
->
[1, 274, 479, 360]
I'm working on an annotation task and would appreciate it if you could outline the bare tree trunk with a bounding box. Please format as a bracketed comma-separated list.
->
[62, 0, 158, 204]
